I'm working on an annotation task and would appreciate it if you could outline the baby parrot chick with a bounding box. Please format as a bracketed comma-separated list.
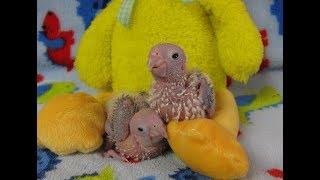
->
[104, 94, 168, 162]
[148, 43, 215, 122]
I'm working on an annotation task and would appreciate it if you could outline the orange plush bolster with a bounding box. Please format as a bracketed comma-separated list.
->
[167, 89, 248, 179]
[167, 120, 249, 179]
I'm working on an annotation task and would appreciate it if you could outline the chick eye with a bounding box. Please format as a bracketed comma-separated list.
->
[171, 53, 179, 60]
[138, 127, 143, 132]
[153, 125, 156, 127]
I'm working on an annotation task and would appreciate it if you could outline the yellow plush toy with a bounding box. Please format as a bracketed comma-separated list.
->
[37, 93, 106, 155]
[76, 0, 263, 92]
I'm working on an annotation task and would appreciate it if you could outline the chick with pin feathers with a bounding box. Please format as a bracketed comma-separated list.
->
[103, 94, 168, 162]
[148, 43, 216, 122]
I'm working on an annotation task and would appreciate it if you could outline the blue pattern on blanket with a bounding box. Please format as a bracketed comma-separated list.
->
[37, 148, 61, 179]
[76, 0, 111, 29]
[235, 95, 256, 106]
[139, 176, 156, 180]
[169, 168, 211, 180]
[37, 83, 52, 97]
[38, 32, 64, 49]
[270, 0, 283, 35]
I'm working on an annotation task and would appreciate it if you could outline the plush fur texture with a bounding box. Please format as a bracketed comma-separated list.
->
[167, 89, 246, 179]
[167, 119, 248, 179]
[76, 0, 263, 92]
[37, 93, 106, 155]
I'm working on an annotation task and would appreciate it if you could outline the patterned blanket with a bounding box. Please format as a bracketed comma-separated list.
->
[37, 0, 283, 179]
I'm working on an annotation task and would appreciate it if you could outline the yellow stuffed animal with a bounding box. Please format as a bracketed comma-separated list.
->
[76, 0, 263, 92]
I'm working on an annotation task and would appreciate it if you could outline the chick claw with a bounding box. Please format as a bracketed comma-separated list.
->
[103, 150, 129, 163]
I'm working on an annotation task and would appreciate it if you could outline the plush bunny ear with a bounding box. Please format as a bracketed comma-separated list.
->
[75, 0, 121, 89]
[196, 0, 263, 83]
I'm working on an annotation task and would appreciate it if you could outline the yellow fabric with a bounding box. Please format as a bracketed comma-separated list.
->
[167, 120, 249, 179]
[37, 93, 106, 155]
[213, 88, 239, 137]
[167, 88, 248, 179]
[75, 0, 121, 91]
[76, 0, 263, 92]
[94, 92, 113, 105]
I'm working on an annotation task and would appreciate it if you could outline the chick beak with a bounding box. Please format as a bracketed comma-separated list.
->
[148, 53, 167, 78]
[150, 126, 168, 139]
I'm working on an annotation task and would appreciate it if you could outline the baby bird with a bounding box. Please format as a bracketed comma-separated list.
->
[104, 94, 168, 162]
[148, 43, 215, 122]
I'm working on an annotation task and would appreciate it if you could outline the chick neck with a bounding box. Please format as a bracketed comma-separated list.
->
[153, 73, 187, 89]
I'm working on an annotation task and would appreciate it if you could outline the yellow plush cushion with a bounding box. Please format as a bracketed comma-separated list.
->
[167, 89, 249, 179]
[37, 93, 106, 155]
